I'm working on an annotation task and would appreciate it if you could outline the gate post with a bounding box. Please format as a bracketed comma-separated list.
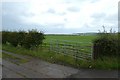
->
[92, 44, 100, 60]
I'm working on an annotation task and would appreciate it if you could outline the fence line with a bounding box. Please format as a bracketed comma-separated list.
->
[42, 40, 93, 61]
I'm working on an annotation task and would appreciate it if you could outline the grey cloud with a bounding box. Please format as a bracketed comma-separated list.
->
[64, 0, 88, 4]
[91, 13, 106, 24]
[44, 23, 100, 34]
[0, 3, 2, 28]
[2, 2, 28, 15]
[2, 2, 23, 27]
[2, 13, 25, 31]
[2, 2, 67, 33]
[104, 14, 118, 31]
[90, 0, 100, 3]
[2, 2, 29, 22]
[2, 2, 35, 31]
[90, 12, 117, 32]
[91, 13, 117, 23]
[44, 27, 89, 34]
[22, 12, 35, 17]
[2, 9, 45, 31]
[2, 13, 45, 31]
[47, 8, 56, 14]
[67, 7, 80, 12]
[105, 13, 117, 23]
[118, 2, 120, 32]
[118, 2, 120, 21]
[91, 13, 106, 19]
[46, 23, 65, 28]
[46, 8, 66, 16]
[58, 12, 66, 16]
[63, 0, 99, 6]
[2, 1, 117, 33]
[64, 18, 67, 22]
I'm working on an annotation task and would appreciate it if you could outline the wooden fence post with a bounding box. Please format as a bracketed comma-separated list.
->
[91, 44, 94, 60]
[92, 44, 99, 60]
[56, 40, 59, 53]
[63, 43, 66, 55]
[49, 41, 52, 52]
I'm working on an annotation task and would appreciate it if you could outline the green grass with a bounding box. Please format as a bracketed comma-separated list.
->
[2, 52, 28, 64]
[44, 35, 96, 43]
[0, 44, 2, 58]
[91, 57, 119, 70]
[2, 44, 119, 70]
[42, 35, 95, 55]
[0, 53, 1, 58]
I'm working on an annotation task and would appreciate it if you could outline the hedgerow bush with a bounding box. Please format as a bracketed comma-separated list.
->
[2, 31, 9, 44]
[7, 31, 20, 47]
[2, 29, 45, 49]
[17, 31, 26, 46]
[21, 29, 45, 49]
[93, 26, 118, 59]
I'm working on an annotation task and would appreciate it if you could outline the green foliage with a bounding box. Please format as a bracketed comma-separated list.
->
[2, 31, 10, 44]
[7, 31, 20, 47]
[93, 26, 118, 59]
[17, 31, 26, 46]
[22, 29, 45, 49]
[2, 29, 45, 49]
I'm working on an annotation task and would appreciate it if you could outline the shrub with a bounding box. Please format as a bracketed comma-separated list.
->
[2, 29, 45, 49]
[2, 31, 9, 44]
[22, 29, 45, 49]
[93, 26, 118, 59]
[7, 31, 21, 47]
[17, 31, 26, 46]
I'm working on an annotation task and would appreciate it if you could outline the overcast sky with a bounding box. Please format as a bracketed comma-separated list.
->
[1, 0, 119, 34]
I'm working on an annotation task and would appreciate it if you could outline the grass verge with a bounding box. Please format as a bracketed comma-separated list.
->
[2, 52, 28, 64]
[0, 52, 2, 58]
[2, 44, 119, 70]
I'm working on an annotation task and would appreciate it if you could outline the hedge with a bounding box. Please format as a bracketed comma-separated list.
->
[2, 29, 45, 49]
[93, 33, 118, 59]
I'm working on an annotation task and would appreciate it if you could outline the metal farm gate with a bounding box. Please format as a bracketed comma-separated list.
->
[43, 40, 93, 61]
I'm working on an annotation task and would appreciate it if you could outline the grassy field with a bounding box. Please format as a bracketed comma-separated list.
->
[43, 35, 96, 56]
[44, 35, 96, 43]
[43, 35, 96, 51]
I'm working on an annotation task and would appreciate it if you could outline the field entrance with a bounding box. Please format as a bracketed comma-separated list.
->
[43, 39, 93, 60]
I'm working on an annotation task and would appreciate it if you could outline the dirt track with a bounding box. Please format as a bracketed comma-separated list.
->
[1, 50, 119, 78]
